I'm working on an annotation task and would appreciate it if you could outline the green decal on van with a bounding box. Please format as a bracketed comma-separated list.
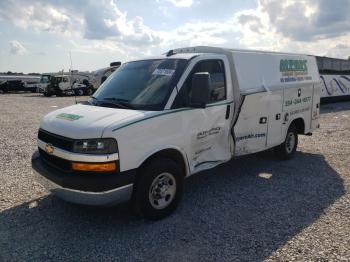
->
[56, 113, 83, 121]
[280, 59, 308, 72]
[279, 59, 311, 83]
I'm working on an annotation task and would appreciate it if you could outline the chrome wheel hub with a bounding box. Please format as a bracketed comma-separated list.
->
[149, 172, 176, 210]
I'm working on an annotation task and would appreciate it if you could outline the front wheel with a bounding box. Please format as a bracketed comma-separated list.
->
[274, 125, 298, 160]
[85, 88, 94, 96]
[75, 89, 84, 96]
[132, 158, 184, 220]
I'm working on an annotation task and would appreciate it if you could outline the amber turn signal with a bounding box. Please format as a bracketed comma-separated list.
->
[71, 161, 117, 172]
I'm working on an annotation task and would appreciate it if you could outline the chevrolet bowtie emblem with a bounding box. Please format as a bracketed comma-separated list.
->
[45, 143, 54, 154]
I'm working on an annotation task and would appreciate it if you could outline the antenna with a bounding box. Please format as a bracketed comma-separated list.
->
[69, 51, 77, 104]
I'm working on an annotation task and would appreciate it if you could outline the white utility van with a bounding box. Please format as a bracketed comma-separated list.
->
[32, 46, 320, 220]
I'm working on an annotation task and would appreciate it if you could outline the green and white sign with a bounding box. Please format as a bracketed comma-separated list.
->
[56, 113, 83, 121]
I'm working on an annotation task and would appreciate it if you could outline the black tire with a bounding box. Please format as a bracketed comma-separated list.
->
[85, 88, 94, 96]
[75, 89, 84, 96]
[274, 124, 298, 160]
[132, 158, 184, 220]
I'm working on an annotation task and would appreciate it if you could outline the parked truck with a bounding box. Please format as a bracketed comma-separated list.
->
[90, 62, 121, 90]
[0, 80, 25, 93]
[32, 46, 320, 220]
[43, 73, 94, 97]
[35, 74, 54, 93]
[317, 56, 350, 103]
[0, 75, 40, 93]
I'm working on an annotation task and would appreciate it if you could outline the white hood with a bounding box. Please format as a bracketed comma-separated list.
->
[40, 104, 146, 139]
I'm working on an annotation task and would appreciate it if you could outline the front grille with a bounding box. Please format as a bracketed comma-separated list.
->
[38, 129, 74, 151]
[39, 148, 71, 171]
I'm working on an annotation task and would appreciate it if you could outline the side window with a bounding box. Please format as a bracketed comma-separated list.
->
[194, 60, 226, 103]
[172, 60, 226, 108]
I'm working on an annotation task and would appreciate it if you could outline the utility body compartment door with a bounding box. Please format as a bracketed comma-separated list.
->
[266, 90, 283, 147]
[234, 92, 268, 156]
[310, 84, 320, 131]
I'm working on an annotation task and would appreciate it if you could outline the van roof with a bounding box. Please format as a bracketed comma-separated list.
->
[129, 46, 315, 63]
[128, 53, 200, 63]
[169, 46, 315, 58]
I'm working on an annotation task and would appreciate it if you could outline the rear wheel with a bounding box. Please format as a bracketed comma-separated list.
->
[75, 89, 84, 96]
[85, 88, 94, 96]
[274, 125, 298, 160]
[132, 158, 184, 220]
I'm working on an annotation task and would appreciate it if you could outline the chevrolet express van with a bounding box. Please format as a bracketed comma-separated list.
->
[32, 46, 320, 220]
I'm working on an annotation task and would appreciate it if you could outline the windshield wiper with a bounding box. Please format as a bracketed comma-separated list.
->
[100, 98, 135, 109]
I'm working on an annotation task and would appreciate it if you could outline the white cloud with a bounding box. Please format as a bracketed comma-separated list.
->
[224, 0, 349, 59]
[0, 0, 162, 47]
[9, 40, 27, 55]
[158, 21, 240, 51]
[257, 0, 350, 41]
[166, 0, 194, 8]
[1, 0, 350, 65]
[0, 1, 79, 36]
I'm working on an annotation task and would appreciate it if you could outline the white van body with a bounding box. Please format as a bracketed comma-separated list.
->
[32, 46, 320, 218]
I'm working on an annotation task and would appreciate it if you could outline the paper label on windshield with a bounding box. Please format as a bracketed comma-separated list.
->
[152, 68, 175, 76]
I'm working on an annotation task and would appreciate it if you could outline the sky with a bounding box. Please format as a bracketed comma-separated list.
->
[0, 0, 349, 73]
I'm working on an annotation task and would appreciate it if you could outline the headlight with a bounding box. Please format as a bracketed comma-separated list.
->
[73, 138, 118, 154]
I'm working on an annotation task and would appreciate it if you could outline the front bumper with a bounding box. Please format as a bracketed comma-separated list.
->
[31, 151, 134, 206]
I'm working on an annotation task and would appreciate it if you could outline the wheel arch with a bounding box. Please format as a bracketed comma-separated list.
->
[290, 117, 305, 134]
[137, 147, 189, 178]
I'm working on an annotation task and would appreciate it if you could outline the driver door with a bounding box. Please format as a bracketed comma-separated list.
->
[173, 57, 234, 173]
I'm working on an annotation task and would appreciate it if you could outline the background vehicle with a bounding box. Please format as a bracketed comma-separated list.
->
[317, 56, 350, 102]
[90, 62, 121, 90]
[36, 74, 54, 93]
[43, 73, 93, 97]
[0, 75, 40, 93]
[0, 80, 25, 93]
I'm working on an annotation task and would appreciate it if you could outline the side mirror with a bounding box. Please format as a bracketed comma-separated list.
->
[190, 72, 211, 108]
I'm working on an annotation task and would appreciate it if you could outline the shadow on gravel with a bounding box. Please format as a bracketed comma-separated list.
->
[0, 151, 345, 261]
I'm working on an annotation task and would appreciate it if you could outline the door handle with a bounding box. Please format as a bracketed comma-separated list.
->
[225, 105, 230, 119]
[259, 117, 267, 124]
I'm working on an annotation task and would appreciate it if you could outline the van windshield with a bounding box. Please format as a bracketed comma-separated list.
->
[91, 59, 188, 111]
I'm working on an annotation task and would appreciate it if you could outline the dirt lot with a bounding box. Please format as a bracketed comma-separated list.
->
[0, 93, 349, 261]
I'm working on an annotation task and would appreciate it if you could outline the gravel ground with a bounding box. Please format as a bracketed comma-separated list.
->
[0, 93, 349, 261]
